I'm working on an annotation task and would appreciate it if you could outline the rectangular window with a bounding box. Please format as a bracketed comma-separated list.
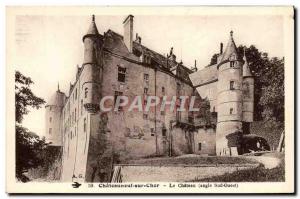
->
[161, 111, 165, 116]
[84, 118, 87, 132]
[49, 117, 52, 122]
[144, 73, 149, 81]
[198, 143, 202, 151]
[75, 109, 77, 121]
[230, 81, 234, 90]
[144, 87, 148, 94]
[118, 66, 126, 83]
[75, 88, 77, 100]
[230, 61, 235, 67]
[230, 108, 233, 114]
[150, 128, 155, 136]
[143, 113, 148, 119]
[162, 128, 167, 137]
[114, 91, 123, 111]
[85, 88, 88, 98]
[49, 106, 52, 111]
[162, 87, 165, 94]
[49, 128, 52, 135]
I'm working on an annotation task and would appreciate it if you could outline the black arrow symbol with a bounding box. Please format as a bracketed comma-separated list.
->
[72, 182, 82, 188]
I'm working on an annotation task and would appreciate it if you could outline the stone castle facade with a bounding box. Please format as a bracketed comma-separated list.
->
[45, 15, 254, 182]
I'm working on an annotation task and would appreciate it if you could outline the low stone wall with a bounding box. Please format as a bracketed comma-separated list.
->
[112, 163, 259, 182]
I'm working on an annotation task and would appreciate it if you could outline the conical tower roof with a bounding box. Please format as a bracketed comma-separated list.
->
[83, 15, 99, 41]
[219, 31, 238, 65]
[86, 15, 99, 35]
[242, 48, 253, 77]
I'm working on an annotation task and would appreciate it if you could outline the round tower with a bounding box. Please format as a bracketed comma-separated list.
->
[242, 48, 254, 134]
[45, 84, 66, 146]
[82, 15, 103, 113]
[216, 31, 243, 156]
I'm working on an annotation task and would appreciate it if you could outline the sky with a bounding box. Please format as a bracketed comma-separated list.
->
[13, 14, 284, 137]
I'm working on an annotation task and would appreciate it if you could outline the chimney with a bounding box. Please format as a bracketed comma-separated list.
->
[220, 42, 223, 54]
[123, 15, 134, 53]
[135, 33, 141, 44]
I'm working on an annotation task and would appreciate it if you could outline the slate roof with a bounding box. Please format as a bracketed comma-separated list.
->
[103, 29, 193, 83]
[218, 31, 239, 67]
[189, 64, 218, 87]
[242, 50, 253, 77]
[86, 15, 99, 35]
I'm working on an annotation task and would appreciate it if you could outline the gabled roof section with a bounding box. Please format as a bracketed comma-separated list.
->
[189, 64, 218, 87]
[218, 31, 238, 65]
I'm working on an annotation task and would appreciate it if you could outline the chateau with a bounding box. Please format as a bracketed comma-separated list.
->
[45, 15, 254, 182]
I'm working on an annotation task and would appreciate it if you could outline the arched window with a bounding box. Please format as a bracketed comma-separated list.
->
[230, 61, 235, 67]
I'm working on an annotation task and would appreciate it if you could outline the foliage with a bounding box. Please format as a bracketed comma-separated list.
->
[16, 124, 47, 182]
[15, 71, 45, 124]
[193, 162, 285, 182]
[209, 53, 218, 65]
[236, 46, 284, 127]
[15, 71, 47, 182]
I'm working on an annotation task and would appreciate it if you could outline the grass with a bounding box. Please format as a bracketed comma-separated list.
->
[192, 161, 285, 182]
[122, 156, 258, 166]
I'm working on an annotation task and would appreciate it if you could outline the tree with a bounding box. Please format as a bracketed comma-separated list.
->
[208, 45, 284, 127]
[236, 45, 284, 127]
[15, 71, 46, 182]
[15, 71, 45, 124]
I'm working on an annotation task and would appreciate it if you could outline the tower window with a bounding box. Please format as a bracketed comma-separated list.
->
[118, 66, 126, 83]
[213, 106, 215, 112]
[75, 108, 77, 121]
[85, 88, 88, 98]
[49, 106, 52, 111]
[162, 87, 165, 94]
[230, 108, 233, 114]
[75, 88, 77, 100]
[49, 117, 52, 122]
[84, 118, 87, 132]
[230, 61, 235, 67]
[230, 81, 234, 90]
[198, 143, 202, 151]
[49, 128, 52, 135]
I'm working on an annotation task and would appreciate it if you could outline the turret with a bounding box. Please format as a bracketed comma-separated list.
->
[81, 15, 103, 113]
[216, 31, 243, 156]
[45, 84, 66, 146]
[242, 48, 254, 133]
